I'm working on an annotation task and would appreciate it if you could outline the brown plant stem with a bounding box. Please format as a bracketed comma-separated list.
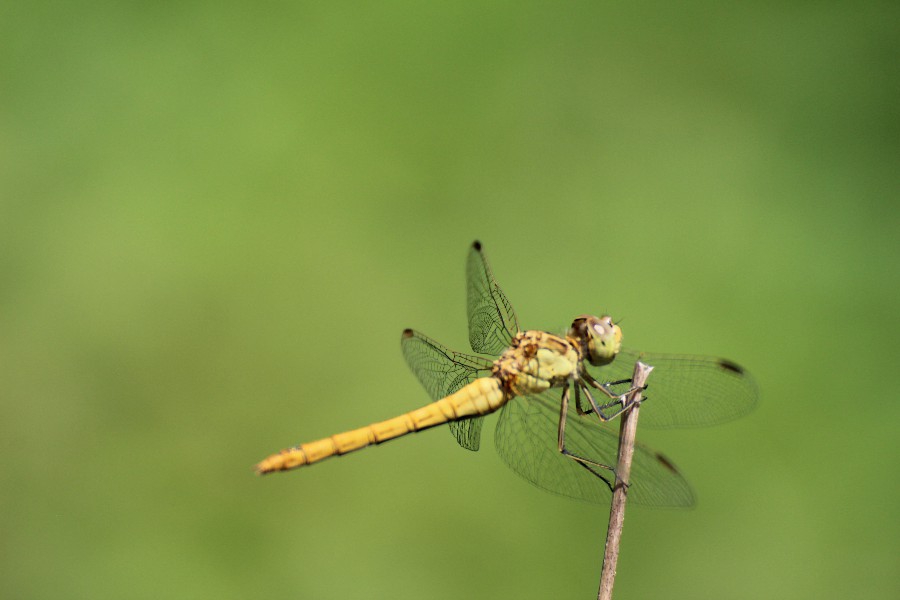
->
[597, 360, 653, 600]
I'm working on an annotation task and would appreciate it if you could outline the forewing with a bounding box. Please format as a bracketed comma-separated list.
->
[494, 389, 695, 507]
[586, 349, 759, 429]
[466, 241, 519, 356]
[400, 329, 494, 451]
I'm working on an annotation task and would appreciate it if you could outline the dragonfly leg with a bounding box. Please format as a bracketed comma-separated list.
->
[575, 379, 636, 423]
[573, 382, 592, 416]
[575, 382, 621, 418]
[585, 371, 645, 399]
[576, 372, 648, 421]
[557, 383, 617, 491]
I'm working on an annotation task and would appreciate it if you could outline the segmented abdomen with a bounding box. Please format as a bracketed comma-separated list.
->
[255, 377, 507, 474]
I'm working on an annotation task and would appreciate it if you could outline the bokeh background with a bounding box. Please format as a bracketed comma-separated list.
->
[2, 2, 898, 599]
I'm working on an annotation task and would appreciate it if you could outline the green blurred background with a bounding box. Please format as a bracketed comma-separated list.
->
[2, 2, 898, 599]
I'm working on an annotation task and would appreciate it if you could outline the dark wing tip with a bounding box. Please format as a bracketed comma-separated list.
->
[718, 359, 745, 375]
[655, 452, 680, 474]
[402, 328, 415, 338]
[472, 240, 482, 251]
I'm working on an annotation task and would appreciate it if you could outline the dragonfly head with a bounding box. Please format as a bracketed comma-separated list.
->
[568, 315, 622, 366]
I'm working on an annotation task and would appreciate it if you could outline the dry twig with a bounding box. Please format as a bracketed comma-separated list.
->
[597, 360, 653, 600]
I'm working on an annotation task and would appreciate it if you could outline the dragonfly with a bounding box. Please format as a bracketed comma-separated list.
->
[256, 241, 758, 507]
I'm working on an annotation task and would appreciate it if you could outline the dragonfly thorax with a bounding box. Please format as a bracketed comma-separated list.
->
[492, 330, 579, 396]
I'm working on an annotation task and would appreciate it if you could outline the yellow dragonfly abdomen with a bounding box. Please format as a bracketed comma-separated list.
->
[255, 377, 508, 474]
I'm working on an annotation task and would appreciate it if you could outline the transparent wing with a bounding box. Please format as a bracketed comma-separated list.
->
[400, 329, 494, 451]
[586, 349, 759, 429]
[494, 389, 694, 507]
[466, 241, 519, 356]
